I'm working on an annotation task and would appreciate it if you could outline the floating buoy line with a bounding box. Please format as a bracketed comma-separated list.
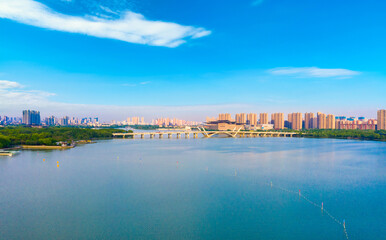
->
[267, 181, 350, 240]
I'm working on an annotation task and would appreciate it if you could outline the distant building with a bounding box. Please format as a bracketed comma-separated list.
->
[326, 114, 335, 129]
[247, 113, 257, 126]
[46, 116, 56, 126]
[336, 119, 377, 130]
[271, 113, 284, 129]
[205, 120, 244, 131]
[22, 110, 40, 125]
[378, 109, 386, 130]
[206, 117, 216, 123]
[60, 116, 69, 126]
[288, 112, 302, 130]
[317, 112, 326, 129]
[218, 113, 232, 121]
[304, 113, 315, 129]
[235, 113, 246, 124]
[260, 113, 268, 124]
[255, 124, 274, 130]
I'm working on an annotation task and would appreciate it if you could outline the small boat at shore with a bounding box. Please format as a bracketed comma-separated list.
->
[0, 151, 16, 156]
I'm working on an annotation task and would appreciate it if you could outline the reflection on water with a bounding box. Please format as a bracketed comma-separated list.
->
[0, 138, 385, 240]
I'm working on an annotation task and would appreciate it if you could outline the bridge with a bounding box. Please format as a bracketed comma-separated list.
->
[113, 128, 297, 139]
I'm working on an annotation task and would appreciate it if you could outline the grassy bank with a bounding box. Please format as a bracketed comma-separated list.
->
[0, 126, 130, 149]
[263, 129, 386, 141]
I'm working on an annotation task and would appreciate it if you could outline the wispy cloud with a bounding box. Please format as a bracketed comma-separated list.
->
[0, 80, 24, 89]
[268, 67, 360, 78]
[0, 80, 55, 105]
[122, 81, 151, 87]
[0, 0, 211, 47]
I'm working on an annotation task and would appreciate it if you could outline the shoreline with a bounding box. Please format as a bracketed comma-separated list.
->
[21, 145, 74, 150]
[1, 135, 385, 152]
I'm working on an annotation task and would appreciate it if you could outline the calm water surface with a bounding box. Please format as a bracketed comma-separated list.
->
[0, 138, 385, 240]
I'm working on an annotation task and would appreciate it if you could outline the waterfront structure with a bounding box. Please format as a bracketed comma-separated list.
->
[247, 113, 257, 126]
[205, 120, 244, 131]
[326, 114, 336, 129]
[271, 113, 284, 129]
[255, 124, 274, 130]
[260, 113, 268, 124]
[22, 110, 41, 125]
[304, 113, 315, 129]
[288, 112, 302, 130]
[378, 109, 386, 130]
[317, 112, 326, 129]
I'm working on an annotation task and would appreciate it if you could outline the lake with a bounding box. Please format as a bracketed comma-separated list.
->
[0, 137, 385, 240]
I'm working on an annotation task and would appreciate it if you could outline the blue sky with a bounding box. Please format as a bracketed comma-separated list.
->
[0, 0, 385, 121]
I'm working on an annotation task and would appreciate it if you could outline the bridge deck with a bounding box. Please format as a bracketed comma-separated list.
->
[113, 131, 297, 139]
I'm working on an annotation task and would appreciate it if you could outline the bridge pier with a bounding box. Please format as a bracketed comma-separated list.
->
[159, 134, 163, 139]
[177, 133, 181, 139]
[193, 133, 197, 138]
[150, 134, 154, 139]
[185, 133, 189, 138]
[141, 134, 144, 139]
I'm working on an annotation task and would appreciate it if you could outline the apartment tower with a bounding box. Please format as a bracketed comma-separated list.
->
[247, 113, 257, 126]
[271, 113, 284, 129]
[326, 114, 336, 129]
[260, 113, 268, 124]
[288, 112, 302, 130]
[317, 112, 326, 129]
[304, 113, 315, 129]
[378, 109, 386, 130]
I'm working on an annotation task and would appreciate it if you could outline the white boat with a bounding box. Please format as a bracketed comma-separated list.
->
[0, 151, 16, 156]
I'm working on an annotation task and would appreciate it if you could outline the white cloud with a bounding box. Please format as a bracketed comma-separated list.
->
[122, 81, 150, 87]
[268, 67, 360, 78]
[0, 81, 55, 106]
[0, 0, 211, 47]
[0, 80, 24, 89]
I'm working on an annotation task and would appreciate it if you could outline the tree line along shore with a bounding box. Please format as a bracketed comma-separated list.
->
[0, 126, 130, 149]
[0, 126, 385, 149]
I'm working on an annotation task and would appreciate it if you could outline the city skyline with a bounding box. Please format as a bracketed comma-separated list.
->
[2, 109, 384, 131]
[1, 0, 386, 120]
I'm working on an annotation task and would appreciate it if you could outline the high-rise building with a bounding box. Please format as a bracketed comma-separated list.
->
[218, 113, 232, 121]
[60, 116, 69, 126]
[378, 109, 386, 130]
[22, 110, 41, 125]
[304, 113, 315, 129]
[317, 112, 326, 129]
[271, 113, 284, 129]
[247, 113, 257, 126]
[288, 112, 302, 130]
[206, 117, 216, 123]
[236, 113, 246, 124]
[326, 114, 335, 129]
[260, 113, 268, 124]
[47, 116, 55, 126]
